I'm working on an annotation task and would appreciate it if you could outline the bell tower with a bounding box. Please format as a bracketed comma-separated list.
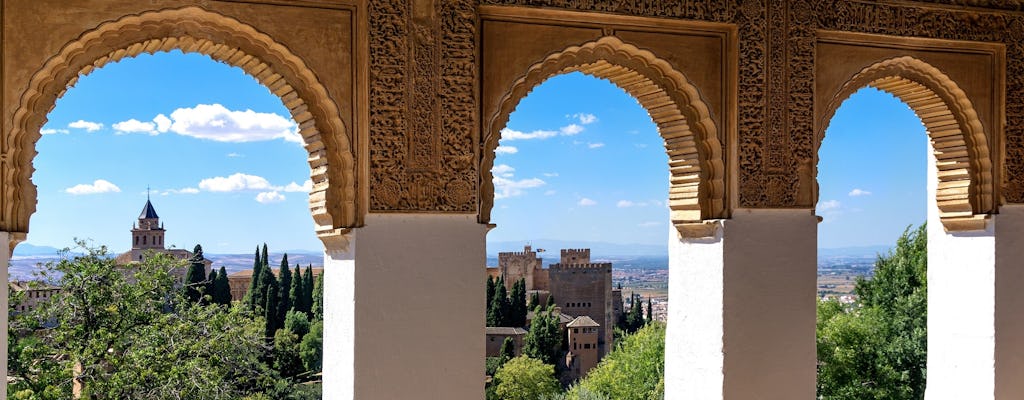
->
[131, 191, 165, 250]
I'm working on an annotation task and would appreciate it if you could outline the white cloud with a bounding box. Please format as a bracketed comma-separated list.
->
[848, 188, 872, 197]
[501, 128, 557, 141]
[575, 113, 598, 125]
[68, 120, 103, 132]
[638, 221, 661, 227]
[617, 200, 636, 208]
[255, 191, 286, 204]
[493, 177, 546, 199]
[65, 179, 120, 195]
[226, 153, 243, 158]
[198, 173, 273, 192]
[588, 142, 605, 149]
[165, 104, 299, 143]
[634, 143, 648, 149]
[492, 164, 516, 178]
[495, 145, 518, 155]
[283, 180, 313, 192]
[40, 128, 69, 135]
[542, 172, 559, 177]
[112, 119, 158, 134]
[578, 198, 597, 206]
[561, 124, 584, 135]
[544, 190, 557, 196]
[819, 200, 841, 211]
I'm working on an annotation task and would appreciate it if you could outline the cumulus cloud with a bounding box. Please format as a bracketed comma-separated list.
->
[65, 179, 120, 195]
[494, 177, 546, 199]
[578, 198, 597, 206]
[575, 113, 598, 125]
[40, 128, 70, 135]
[638, 221, 661, 227]
[153, 114, 172, 132]
[501, 128, 557, 141]
[255, 191, 286, 204]
[560, 124, 584, 135]
[282, 180, 313, 192]
[198, 173, 274, 192]
[848, 188, 872, 197]
[492, 164, 516, 178]
[165, 104, 300, 143]
[617, 200, 636, 208]
[819, 200, 841, 211]
[163, 187, 200, 195]
[112, 119, 158, 134]
[495, 145, 518, 155]
[68, 120, 103, 132]
[588, 142, 605, 149]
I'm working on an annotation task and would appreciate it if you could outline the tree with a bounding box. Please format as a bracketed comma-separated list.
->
[183, 244, 208, 303]
[273, 329, 304, 379]
[214, 266, 232, 305]
[567, 322, 665, 400]
[499, 337, 516, 363]
[817, 224, 927, 399]
[523, 306, 562, 365]
[621, 294, 645, 334]
[310, 273, 324, 321]
[277, 255, 292, 326]
[246, 245, 264, 312]
[530, 292, 541, 308]
[509, 278, 528, 327]
[299, 320, 323, 373]
[646, 297, 653, 324]
[289, 266, 303, 312]
[487, 283, 509, 327]
[492, 356, 560, 400]
[546, 293, 555, 308]
[284, 310, 311, 338]
[301, 265, 314, 314]
[7, 242, 287, 399]
[207, 268, 219, 301]
[264, 280, 281, 338]
[486, 276, 496, 316]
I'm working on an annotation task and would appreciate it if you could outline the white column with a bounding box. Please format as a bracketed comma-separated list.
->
[925, 139, 1000, 399]
[995, 204, 1024, 400]
[664, 209, 817, 399]
[322, 214, 486, 400]
[0, 231, 9, 400]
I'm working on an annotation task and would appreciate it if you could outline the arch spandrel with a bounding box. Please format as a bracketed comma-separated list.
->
[481, 36, 727, 237]
[2, 6, 359, 246]
[817, 56, 996, 231]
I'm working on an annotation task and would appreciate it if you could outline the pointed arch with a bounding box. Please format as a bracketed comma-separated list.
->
[818, 56, 995, 231]
[480, 36, 726, 236]
[4, 6, 357, 245]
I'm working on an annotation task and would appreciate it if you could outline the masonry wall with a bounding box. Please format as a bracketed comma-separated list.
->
[548, 263, 613, 355]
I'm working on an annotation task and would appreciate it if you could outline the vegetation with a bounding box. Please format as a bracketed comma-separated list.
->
[485, 277, 529, 328]
[7, 242, 324, 399]
[523, 305, 563, 366]
[817, 224, 927, 399]
[565, 322, 665, 400]
[492, 356, 561, 400]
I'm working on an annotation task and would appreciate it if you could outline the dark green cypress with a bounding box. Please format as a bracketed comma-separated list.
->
[302, 265, 314, 314]
[486, 276, 496, 316]
[246, 245, 263, 311]
[264, 280, 280, 337]
[278, 254, 292, 324]
[183, 244, 207, 303]
[289, 265, 303, 312]
[499, 336, 516, 362]
[206, 269, 218, 300]
[487, 284, 509, 327]
[530, 292, 540, 308]
[646, 297, 653, 324]
[509, 278, 527, 327]
[215, 266, 232, 305]
[311, 273, 324, 321]
[261, 243, 269, 270]
[546, 294, 555, 308]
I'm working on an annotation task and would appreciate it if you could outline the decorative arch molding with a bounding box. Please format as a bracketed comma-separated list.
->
[480, 36, 726, 236]
[4, 6, 358, 245]
[818, 56, 995, 231]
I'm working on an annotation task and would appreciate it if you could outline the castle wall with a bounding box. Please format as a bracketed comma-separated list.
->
[548, 263, 613, 356]
[498, 246, 543, 292]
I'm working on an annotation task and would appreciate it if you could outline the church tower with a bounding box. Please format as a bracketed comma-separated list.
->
[131, 194, 165, 250]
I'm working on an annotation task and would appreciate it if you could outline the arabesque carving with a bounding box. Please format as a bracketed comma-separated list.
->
[3, 6, 357, 245]
[480, 36, 726, 233]
[819, 56, 994, 231]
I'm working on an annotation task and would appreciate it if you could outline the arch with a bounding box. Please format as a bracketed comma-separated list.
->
[480, 36, 726, 236]
[818, 56, 995, 231]
[5, 6, 358, 246]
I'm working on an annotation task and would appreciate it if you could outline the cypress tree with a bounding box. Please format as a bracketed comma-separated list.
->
[261, 243, 269, 271]
[530, 292, 541, 308]
[214, 266, 232, 305]
[264, 280, 280, 337]
[646, 297, 653, 324]
[486, 276, 496, 315]
[278, 254, 292, 322]
[546, 294, 555, 308]
[523, 305, 562, 365]
[183, 244, 207, 303]
[311, 273, 324, 321]
[499, 336, 516, 363]
[487, 284, 509, 327]
[206, 268, 218, 301]
[289, 265, 303, 312]
[302, 265, 314, 314]
[247, 245, 264, 312]
[509, 278, 527, 327]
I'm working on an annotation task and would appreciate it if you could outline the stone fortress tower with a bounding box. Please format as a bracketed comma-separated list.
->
[548, 249, 614, 356]
[497, 244, 548, 292]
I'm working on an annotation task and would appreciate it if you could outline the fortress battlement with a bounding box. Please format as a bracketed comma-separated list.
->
[560, 248, 591, 264]
[549, 262, 611, 271]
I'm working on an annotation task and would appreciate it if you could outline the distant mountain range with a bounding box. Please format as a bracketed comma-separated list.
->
[818, 245, 892, 257]
[487, 239, 667, 257]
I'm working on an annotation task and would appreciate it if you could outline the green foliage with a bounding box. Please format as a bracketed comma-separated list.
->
[284, 311, 311, 337]
[6, 242, 299, 399]
[278, 255, 292, 323]
[310, 274, 324, 321]
[246, 245, 264, 312]
[289, 266, 303, 312]
[509, 279, 528, 327]
[299, 320, 323, 373]
[273, 328, 305, 379]
[486, 276, 496, 317]
[487, 281, 510, 327]
[817, 224, 927, 399]
[523, 306, 563, 365]
[264, 280, 281, 338]
[530, 292, 541, 308]
[493, 356, 561, 400]
[499, 337, 516, 363]
[619, 293, 646, 334]
[567, 322, 665, 400]
[301, 266, 314, 314]
[213, 266, 232, 305]
[183, 244, 207, 303]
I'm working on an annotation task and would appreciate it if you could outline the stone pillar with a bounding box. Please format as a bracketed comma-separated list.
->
[664, 209, 817, 399]
[322, 214, 485, 400]
[925, 142, 1024, 399]
[0, 232, 9, 399]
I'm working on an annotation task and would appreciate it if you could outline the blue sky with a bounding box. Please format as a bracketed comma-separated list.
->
[26, 51, 926, 253]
